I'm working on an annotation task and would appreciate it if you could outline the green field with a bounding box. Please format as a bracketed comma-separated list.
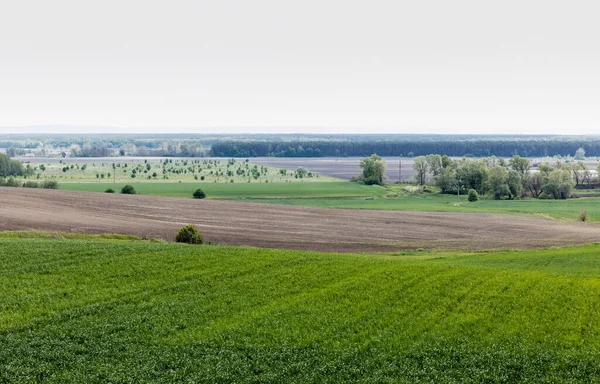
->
[244, 193, 600, 221]
[3, 234, 600, 382]
[60, 181, 385, 199]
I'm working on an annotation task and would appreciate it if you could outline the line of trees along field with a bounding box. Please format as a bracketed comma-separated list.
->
[411, 154, 589, 200]
[0, 153, 25, 177]
[210, 140, 600, 158]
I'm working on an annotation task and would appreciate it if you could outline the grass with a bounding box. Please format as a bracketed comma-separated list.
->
[244, 191, 600, 221]
[60, 181, 386, 199]
[23, 158, 339, 184]
[2, 235, 600, 382]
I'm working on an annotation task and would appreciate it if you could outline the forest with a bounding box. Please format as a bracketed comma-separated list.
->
[210, 139, 600, 158]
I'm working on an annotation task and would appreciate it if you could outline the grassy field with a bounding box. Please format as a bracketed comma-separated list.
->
[23, 158, 339, 184]
[2, 234, 600, 382]
[59, 181, 385, 199]
[244, 193, 600, 220]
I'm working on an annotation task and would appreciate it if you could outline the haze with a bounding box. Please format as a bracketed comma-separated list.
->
[1, 0, 599, 134]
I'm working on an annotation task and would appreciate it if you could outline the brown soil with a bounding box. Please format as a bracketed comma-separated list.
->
[1, 187, 600, 252]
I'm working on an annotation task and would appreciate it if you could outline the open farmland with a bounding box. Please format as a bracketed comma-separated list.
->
[3, 235, 600, 382]
[2, 187, 600, 252]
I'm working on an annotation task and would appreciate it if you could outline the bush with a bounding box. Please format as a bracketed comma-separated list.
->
[193, 189, 206, 199]
[121, 185, 137, 194]
[468, 189, 479, 202]
[579, 211, 588, 222]
[41, 180, 59, 189]
[175, 224, 203, 244]
[0, 177, 21, 187]
[105, 188, 115, 193]
[22, 181, 39, 188]
[538, 192, 550, 199]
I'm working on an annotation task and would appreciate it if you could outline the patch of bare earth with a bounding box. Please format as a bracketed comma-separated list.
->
[1, 187, 599, 252]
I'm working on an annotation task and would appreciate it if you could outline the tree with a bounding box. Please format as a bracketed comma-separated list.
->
[413, 156, 428, 185]
[359, 154, 387, 185]
[436, 167, 457, 194]
[193, 189, 206, 199]
[487, 166, 510, 200]
[121, 184, 137, 194]
[176, 224, 203, 244]
[543, 169, 574, 199]
[467, 189, 479, 202]
[509, 155, 530, 175]
[425, 154, 442, 177]
[574, 147, 586, 160]
[524, 172, 543, 198]
[507, 170, 522, 199]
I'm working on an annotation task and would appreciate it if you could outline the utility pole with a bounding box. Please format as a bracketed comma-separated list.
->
[398, 159, 402, 184]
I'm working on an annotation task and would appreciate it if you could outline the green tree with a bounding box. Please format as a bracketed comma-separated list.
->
[359, 154, 386, 185]
[121, 185, 137, 194]
[413, 156, 428, 185]
[574, 147, 586, 160]
[507, 170, 522, 199]
[543, 169, 574, 199]
[176, 224, 203, 244]
[193, 189, 206, 199]
[509, 155, 530, 175]
[425, 154, 442, 177]
[487, 166, 510, 200]
[467, 189, 479, 202]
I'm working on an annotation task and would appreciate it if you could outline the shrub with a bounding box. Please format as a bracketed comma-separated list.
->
[200, 175, 205, 181]
[538, 192, 550, 199]
[579, 211, 588, 222]
[22, 181, 39, 188]
[193, 189, 206, 199]
[105, 188, 115, 193]
[42, 180, 59, 189]
[468, 189, 479, 202]
[175, 224, 203, 244]
[121, 185, 137, 194]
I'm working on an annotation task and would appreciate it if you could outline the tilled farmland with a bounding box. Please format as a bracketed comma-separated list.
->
[1, 187, 599, 252]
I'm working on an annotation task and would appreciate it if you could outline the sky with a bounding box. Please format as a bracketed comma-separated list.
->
[0, 0, 599, 134]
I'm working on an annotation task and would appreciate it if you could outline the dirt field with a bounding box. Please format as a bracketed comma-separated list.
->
[2, 187, 600, 252]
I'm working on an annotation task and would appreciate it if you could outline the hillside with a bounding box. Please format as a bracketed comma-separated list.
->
[2, 234, 600, 382]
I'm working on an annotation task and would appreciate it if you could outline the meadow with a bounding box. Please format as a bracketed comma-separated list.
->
[245, 191, 600, 221]
[2, 234, 600, 382]
[59, 181, 384, 199]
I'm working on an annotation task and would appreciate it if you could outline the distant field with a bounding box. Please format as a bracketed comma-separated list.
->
[2, 235, 600, 382]
[60, 181, 384, 199]
[245, 193, 600, 221]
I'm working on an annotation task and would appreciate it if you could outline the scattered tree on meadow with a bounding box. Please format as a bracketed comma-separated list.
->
[413, 156, 428, 185]
[121, 185, 137, 194]
[487, 166, 511, 200]
[467, 189, 479, 202]
[193, 189, 206, 199]
[359, 154, 387, 185]
[176, 224, 203, 244]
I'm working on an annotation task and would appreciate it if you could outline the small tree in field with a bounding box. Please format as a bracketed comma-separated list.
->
[193, 189, 206, 199]
[176, 224, 203, 244]
[121, 184, 137, 194]
[468, 189, 479, 202]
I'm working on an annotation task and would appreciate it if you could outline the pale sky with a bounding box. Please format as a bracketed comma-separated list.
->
[1, 0, 599, 134]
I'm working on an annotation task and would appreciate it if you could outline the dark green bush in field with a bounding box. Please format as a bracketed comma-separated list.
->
[22, 181, 39, 188]
[41, 180, 59, 189]
[193, 189, 206, 199]
[121, 185, 137, 194]
[467, 189, 478, 202]
[176, 224, 203, 244]
[105, 188, 115, 193]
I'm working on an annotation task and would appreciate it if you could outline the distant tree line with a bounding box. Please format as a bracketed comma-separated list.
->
[209, 140, 600, 158]
[0, 153, 25, 177]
